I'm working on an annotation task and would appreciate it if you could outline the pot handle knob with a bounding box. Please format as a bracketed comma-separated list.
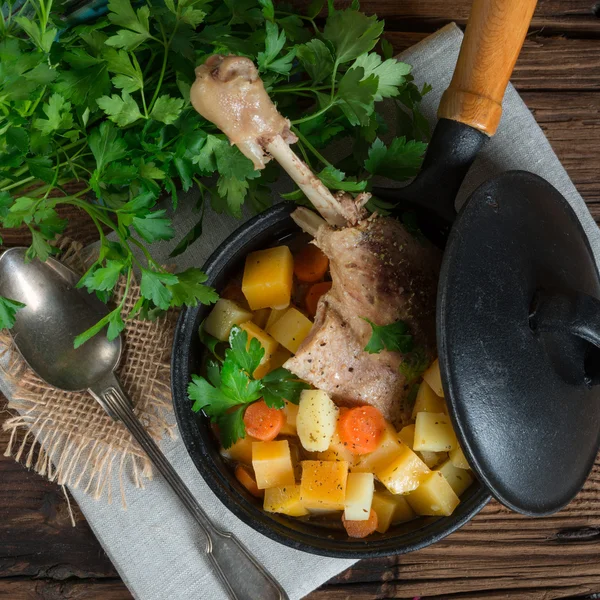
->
[530, 290, 600, 385]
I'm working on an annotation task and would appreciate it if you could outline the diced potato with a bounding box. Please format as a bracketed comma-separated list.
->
[315, 431, 356, 465]
[220, 435, 258, 465]
[419, 451, 447, 469]
[239, 321, 279, 377]
[280, 401, 299, 436]
[412, 380, 446, 418]
[203, 298, 253, 341]
[344, 472, 374, 521]
[376, 443, 430, 495]
[267, 346, 292, 373]
[436, 460, 474, 497]
[371, 492, 415, 533]
[397, 424, 415, 448]
[264, 484, 309, 517]
[423, 358, 444, 397]
[252, 440, 295, 490]
[353, 424, 403, 473]
[407, 471, 460, 516]
[413, 412, 458, 452]
[300, 460, 348, 512]
[265, 307, 287, 330]
[242, 246, 294, 310]
[253, 308, 271, 329]
[267, 307, 313, 354]
[449, 446, 470, 470]
[296, 390, 338, 452]
[397, 424, 446, 468]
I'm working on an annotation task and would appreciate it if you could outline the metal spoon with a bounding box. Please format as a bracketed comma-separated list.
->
[0, 247, 288, 600]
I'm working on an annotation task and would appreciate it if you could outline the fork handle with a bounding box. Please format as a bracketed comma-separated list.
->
[89, 374, 289, 600]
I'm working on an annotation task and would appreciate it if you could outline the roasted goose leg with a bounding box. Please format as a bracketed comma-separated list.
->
[191, 55, 441, 426]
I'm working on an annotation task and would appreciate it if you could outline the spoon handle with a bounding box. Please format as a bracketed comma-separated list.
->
[89, 374, 289, 600]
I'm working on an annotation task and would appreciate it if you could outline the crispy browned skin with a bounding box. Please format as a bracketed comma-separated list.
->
[285, 216, 441, 426]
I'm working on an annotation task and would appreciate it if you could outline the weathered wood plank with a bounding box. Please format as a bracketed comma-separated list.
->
[385, 33, 600, 91]
[292, 0, 600, 35]
[0, 578, 132, 600]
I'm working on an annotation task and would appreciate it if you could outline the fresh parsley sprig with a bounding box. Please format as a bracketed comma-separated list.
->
[0, 0, 431, 339]
[188, 327, 309, 448]
[363, 317, 414, 354]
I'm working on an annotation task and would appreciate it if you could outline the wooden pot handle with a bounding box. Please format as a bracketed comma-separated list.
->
[438, 0, 538, 136]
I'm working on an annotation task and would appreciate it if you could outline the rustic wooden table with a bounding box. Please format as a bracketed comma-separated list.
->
[1, 2, 600, 599]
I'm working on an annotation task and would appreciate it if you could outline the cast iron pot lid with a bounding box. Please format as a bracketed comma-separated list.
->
[438, 170, 600, 516]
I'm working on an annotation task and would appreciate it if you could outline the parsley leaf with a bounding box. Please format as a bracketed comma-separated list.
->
[227, 327, 265, 375]
[258, 22, 295, 75]
[140, 268, 178, 310]
[220, 359, 263, 404]
[296, 39, 334, 84]
[167, 268, 218, 307]
[323, 9, 383, 64]
[0, 296, 25, 330]
[150, 95, 185, 124]
[33, 94, 73, 135]
[262, 368, 309, 410]
[363, 318, 414, 354]
[97, 91, 143, 127]
[399, 347, 430, 382]
[336, 67, 378, 127]
[364, 137, 427, 181]
[106, 0, 152, 50]
[353, 53, 412, 101]
[132, 210, 174, 242]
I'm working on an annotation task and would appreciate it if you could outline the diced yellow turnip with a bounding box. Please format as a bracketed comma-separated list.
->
[252, 440, 295, 490]
[263, 484, 308, 517]
[376, 443, 430, 495]
[436, 459, 474, 497]
[267, 307, 313, 354]
[344, 472, 374, 521]
[296, 390, 338, 452]
[203, 298, 253, 341]
[371, 491, 416, 533]
[315, 431, 356, 465]
[352, 424, 403, 473]
[407, 471, 460, 516]
[412, 380, 446, 418]
[413, 412, 458, 452]
[422, 358, 444, 396]
[300, 460, 348, 512]
[242, 246, 294, 310]
[220, 435, 257, 465]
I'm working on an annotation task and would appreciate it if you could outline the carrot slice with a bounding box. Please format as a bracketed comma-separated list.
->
[338, 405, 386, 455]
[294, 244, 329, 283]
[305, 281, 332, 318]
[243, 400, 285, 441]
[342, 509, 378, 538]
[235, 464, 264, 498]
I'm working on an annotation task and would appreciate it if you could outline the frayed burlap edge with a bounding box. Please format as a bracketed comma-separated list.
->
[0, 238, 179, 508]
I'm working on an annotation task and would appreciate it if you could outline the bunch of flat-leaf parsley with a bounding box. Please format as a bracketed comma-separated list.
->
[0, 0, 430, 344]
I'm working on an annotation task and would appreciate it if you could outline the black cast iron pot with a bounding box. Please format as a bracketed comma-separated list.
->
[171, 202, 491, 558]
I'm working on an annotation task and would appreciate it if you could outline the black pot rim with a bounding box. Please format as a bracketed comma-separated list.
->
[170, 203, 491, 559]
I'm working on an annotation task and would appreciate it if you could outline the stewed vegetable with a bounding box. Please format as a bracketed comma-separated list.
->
[189, 241, 474, 539]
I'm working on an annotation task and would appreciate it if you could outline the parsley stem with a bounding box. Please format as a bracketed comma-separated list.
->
[290, 102, 334, 125]
[291, 126, 332, 168]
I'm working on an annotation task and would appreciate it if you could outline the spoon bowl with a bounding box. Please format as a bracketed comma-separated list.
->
[0, 247, 121, 391]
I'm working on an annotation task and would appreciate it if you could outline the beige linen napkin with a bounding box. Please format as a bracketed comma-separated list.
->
[2, 23, 598, 600]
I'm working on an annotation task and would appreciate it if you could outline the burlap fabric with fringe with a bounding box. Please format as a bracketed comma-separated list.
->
[0, 238, 178, 506]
